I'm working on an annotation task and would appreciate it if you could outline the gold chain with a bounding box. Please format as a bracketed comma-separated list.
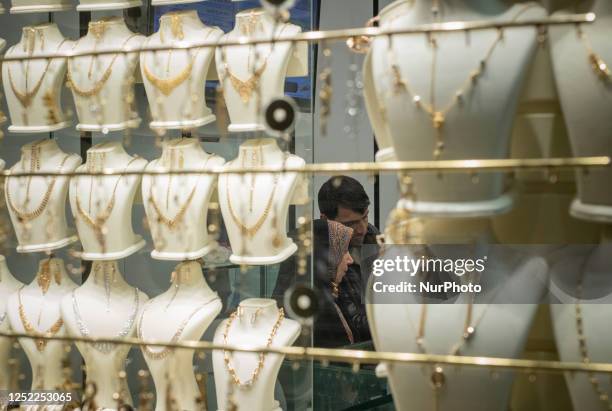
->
[387, 4, 537, 159]
[75, 157, 140, 242]
[225, 158, 282, 238]
[576, 25, 610, 82]
[222, 25, 288, 104]
[36, 258, 62, 295]
[575, 254, 612, 410]
[18, 288, 64, 352]
[138, 294, 218, 360]
[7, 40, 67, 108]
[223, 307, 284, 388]
[5, 154, 72, 223]
[66, 35, 137, 98]
[147, 156, 211, 231]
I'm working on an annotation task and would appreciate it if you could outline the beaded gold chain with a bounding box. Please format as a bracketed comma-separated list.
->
[222, 307, 284, 388]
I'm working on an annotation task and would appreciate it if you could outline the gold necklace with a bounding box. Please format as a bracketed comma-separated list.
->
[242, 146, 264, 212]
[576, 25, 610, 82]
[409, 274, 502, 411]
[224, 158, 282, 238]
[66, 35, 137, 98]
[147, 156, 211, 231]
[18, 288, 64, 352]
[574, 253, 612, 409]
[36, 258, 62, 295]
[223, 307, 284, 388]
[5, 154, 72, 224]
[7, 40, 67, 108]
[388, 4, 536, 159]
[222, 25, 288, 104]
[75, 157, 140, 244]
[138, 293, 218, 360]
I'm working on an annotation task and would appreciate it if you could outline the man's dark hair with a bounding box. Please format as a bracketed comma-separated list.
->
[318, 176, 370, 219]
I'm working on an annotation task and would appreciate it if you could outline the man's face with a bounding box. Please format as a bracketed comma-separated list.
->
[333, 206, 369, 246]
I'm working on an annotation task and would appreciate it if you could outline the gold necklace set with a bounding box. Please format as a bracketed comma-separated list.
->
[225, 154, 284, 238]
[223, 307, 284, 388]
[138, 293, 219, 360]
[36, 258, 62, 295]
[75, 156, 140, 245]
[7, 31, 67, 109]
[387, 4, 536, 159]
[147, 155, 211, 232]
[5, 149, 72, 225]
[66, 34, 137, 98]
[574, 253, 612, 410]
[18, 288, 64, 352]
[222, 25, 287, 104]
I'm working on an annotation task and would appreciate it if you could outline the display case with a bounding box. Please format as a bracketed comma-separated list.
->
[0, 1, 611, 411]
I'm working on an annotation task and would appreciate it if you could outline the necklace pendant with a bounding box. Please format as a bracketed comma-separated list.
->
[464, 325, 475, 340]
[36, 339, 46, 352]
[430, 366, 445, 389]
[432, 112, 445, 129]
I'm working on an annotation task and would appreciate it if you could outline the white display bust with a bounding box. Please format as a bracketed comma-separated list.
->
[138, 261, 222, 411]
[5, 139, 81, 253]
[142, 138, 225, 261]
[2, 24, 71, 133]
[0, 256, 23, 390]
[213, 298, 301, 411]
[64, 17, 144, 133]
[549, 0, 612, 223]
[60, 260, 148, 409]
[215, 8, 307, 132]
[141, 10, 223, 131]
[6, 258, 76, 394]
[10, 0, 71, 14]
[368, 0, 545, 217]
[218, 138, 308, 265]
[369, 219, 548, 411]
[550, 226, 612, 411]
[69, 141, 147, 260]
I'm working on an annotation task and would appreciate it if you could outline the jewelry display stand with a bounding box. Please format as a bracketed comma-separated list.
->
[143, 138, 225, 261]
[212, 298, 300, 411]
[141, 11, 223, 131]
[215, 8, 307, 132]
[6, 258, 76, 394]
[2, 24, 72, 133]
[60, 261, 148, 409]
[65, 17, 144, 133]
[550, 0, 612, 223]
[367, 0, 545, 217]
[138, 261, 222, 411]
[0, 256, 23, 390]
[4, 139, 81, 253]
[218, 138, 308, 265]
[9, 0, 71, 14]
[368, 220, 549, 411]
[69, 141, 147, 261]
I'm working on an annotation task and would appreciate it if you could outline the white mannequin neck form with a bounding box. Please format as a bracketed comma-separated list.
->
[0, 256, 22, 390]
[3, 23, 71, 133]
[5, 139, 81, 253]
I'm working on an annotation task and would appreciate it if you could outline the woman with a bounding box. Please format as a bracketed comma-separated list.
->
[313, 219, 356, 347]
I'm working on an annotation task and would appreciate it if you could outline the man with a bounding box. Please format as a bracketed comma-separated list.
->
[272, 176, 379, 344]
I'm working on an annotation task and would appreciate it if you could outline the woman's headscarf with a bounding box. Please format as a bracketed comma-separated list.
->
[327, 220, 353, 282]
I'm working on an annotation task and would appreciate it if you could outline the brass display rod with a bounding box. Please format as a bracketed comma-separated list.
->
[1, 156, 609, 178]
[0, 13, 594, 63]
[2, 330, 612, 374]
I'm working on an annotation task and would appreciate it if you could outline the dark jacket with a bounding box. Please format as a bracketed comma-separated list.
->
[272, 219, 380, 347]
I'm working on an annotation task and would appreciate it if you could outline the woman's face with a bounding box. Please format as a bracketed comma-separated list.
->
[335, 251, 354, 282]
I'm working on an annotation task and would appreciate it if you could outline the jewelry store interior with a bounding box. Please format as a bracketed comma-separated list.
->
[0, 0, 611, 410]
